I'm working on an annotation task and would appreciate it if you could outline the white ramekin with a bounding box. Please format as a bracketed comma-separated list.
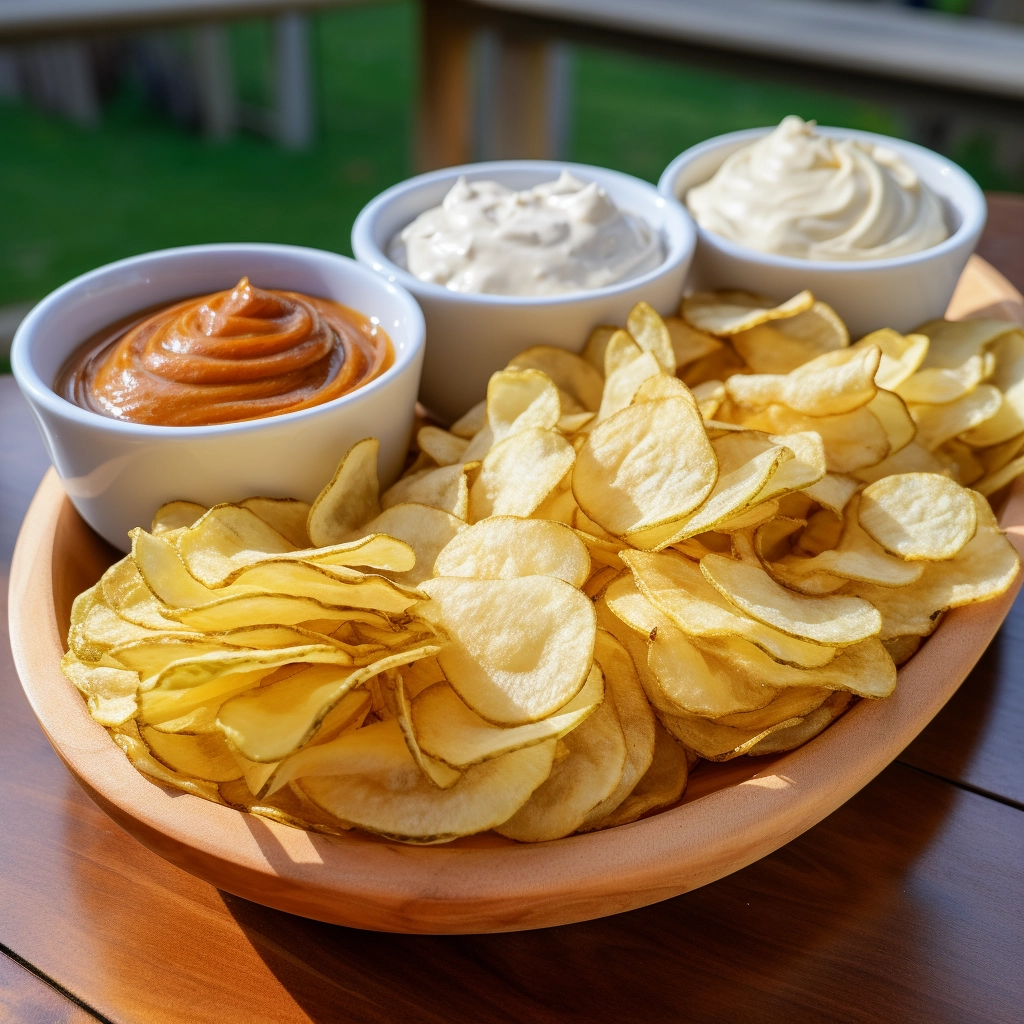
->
[11, 243, 425, 550]
[352, 160, 696, 422]
[658, 127, 987, 338]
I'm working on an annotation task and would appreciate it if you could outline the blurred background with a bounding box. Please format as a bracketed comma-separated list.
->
[1, 0, 1024, 371]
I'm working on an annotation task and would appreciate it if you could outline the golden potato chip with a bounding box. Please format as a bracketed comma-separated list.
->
[610, 557, 832, 670]
[578, 718, 688, 830]
[298, 720, 557, 843]
[852, 441, 947, 484]
[701, 553, 881, 645]
[111, 721, 223, 800]
[627, 301, 676, 372]
[68, 586, 169, 662]
[632, 371, 697, 408]
[417, 426, 470, 467]
[682, 289, 814, 336]
[99, 557, 191, 631]
[665, 316, 723, 369]
[629, 432, 791, 549]
[975, 453, 1024, 496]
[573, 397, 717, 539]
[603, 328, 644, 378]
[740, 402, 890, 475]
[844, 492, 1019, 637]
[768, 494, 924, 589]
[582, 324, 618, 375]
[152, 501, 207, 536]
[496, 692, 626, 842]
[852, 329, 928, 391]
[216, 644, 439, 762]
[418, 575, 596, 725]
[469, 427, 575, 522]
[392, 672, 462, 789]
[598, 351, 663, 422]
[140, 727, 243, 782]
[882, 634, 922, 666]
[960, 330, 1024, 447]
[909, 385, 1002, 451]
[730, 301, 849, 373]
[433, 516, 590, 588]
[413, 665, 602, 769]
[680, 344, 747, 387]
[726, 345, 879, 417]
[692, 380, 726, 420]
[867, 390, 916, 456]
[658, 706, 803, 761]
[486, 368, 561, 444]
[714, 684, 830, 730]
[859, 473, 977, 561]
[756, 431, 827, 502]
[714, 499, 781, 534]
[743, 691, 853, 755]
[381, 463, 470, 520]
[238, 497, 311, 548]
[307, 438, 380, 547]
[507, 346, 604, 413]
[346, 502, 465, 587]
[61, 650, 140, 727]
[450, 399, 487, 439]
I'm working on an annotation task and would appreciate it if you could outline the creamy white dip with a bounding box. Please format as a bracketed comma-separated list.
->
[388, 171, 662, 296]
[686, 116, 949, 261]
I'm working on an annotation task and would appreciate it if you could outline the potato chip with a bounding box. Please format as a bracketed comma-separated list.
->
[632, 371, 697, 408]
[418, 575, 595, 725]
[413, 664, 602, 769]
[882, 634, 922, 666]
[469, 427, 575, 522]
[61, 651, 140, 726]
[391, 673, 463, 789]
[598, 351, 663, 422]
[665, 316, 723, 370]
[682, 289, 814, 335]
[909, 385, 1002, 451]
[657, 706, 804, 761]
[680, 344, 747, 387]
[433, 516, 590, 588]
[726, 345, 879, 417]
[152, 501, 207, 536]
[602, 328, 644, 378]
[381, 463, 470, 519]
[756, 431, 827, 502]
[496, 692, 626, 842]
[627, 301, 676, 372]
[701, 553, 881, 644]
[486, 368, 562, 444]
[976, 453, 1024, 496]
[299, 720, 557, 843]
[852, 329, 928, 391]
[574, 397, 717, 538]
[852, 441, 947, 484]
[238, 497, 311, 548]
[417, 426, 470, 467]
[629, 432, 791, 549]
[730, 301, 849, 373]
[960, 330, 1024, 447]
[740, 404, 889, 474]
[768, 494, 924, 589]
[307, 438, 380, 547]
[111, 721, 223, 800]
[743, 691, 853, 755]
[714, 684, 830, 731]
[858, 473, 977, 561]
[843, 492, 1019, 637]
[867, 391, 916, 456]
[577, 719, 688, 830]
[140, 727, 243, 782]
[578, 630, 657, 827]
[692, 380, 726, 420]
[611, 560, 833, 669]
[582, 324, 618, 375]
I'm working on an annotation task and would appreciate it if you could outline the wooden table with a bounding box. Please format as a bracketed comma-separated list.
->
[3, 215, 1024, 1023]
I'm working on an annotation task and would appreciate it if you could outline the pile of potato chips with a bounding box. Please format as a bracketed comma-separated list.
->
[63, 289, 1021, 844]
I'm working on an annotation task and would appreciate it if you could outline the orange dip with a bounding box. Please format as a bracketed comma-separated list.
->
[57, 277, 393, 426]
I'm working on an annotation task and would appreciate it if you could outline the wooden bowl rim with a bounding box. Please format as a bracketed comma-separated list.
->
[10, 257, 1024, 934]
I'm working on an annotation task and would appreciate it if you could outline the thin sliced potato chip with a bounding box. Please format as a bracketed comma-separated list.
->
[469, 428, 576, 522]
[450, 400, 486, 439]
[417, 426, 470, 467]
[486, 368, 561, 443]
[433, 516, 590, 588]
[852, 441, 948, 484]
[665, 316, 723, 368]
[239, 497, 311, 548]
[859, 473, 977, 561]
[598, 351, 663, 422]
[618, 551, 834, 668]
[418, 575, 596, 725]
[141, 727, 242, 782]
[299, 720, 557, 843]
[574, 397, 717, 538]
[307, 438, 380, 547]
[960, 330, 1024, 447]
[909, 385, 1002, 451]
[701, 553, 881, 645]
[867, 390, 916, 455]
[627, 301, 676, 372]
[496, 693, 626, 842]
[152, 501, 207, 536]
[852, 329, 928, 391]
[508, 346, 604, 413]
[682, 289, 814, 336]
[381, 463, 470, 520]
[582, 324, 618, 375]
[730, 301, 849, 373]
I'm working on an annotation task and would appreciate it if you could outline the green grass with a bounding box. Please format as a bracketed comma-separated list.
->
[0, 0, 1019, 318]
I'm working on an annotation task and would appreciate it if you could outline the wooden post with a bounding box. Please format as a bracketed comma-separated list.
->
[273, 12, 314, 150]
[417, 0, 475, 170]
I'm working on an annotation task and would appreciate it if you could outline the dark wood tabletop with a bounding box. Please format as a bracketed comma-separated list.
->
[3, 199, 1024, 1024]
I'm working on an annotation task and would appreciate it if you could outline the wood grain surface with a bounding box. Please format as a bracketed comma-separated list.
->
[0, 952, 99, 1024]
[2, 210, 1024, 1019]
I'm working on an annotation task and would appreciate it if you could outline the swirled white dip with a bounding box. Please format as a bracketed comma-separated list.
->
[388, 171, 662, 296]
[686, 116, 949, 261]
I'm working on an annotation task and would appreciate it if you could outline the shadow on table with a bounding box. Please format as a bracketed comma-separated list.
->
[220, 761, 976, 1024]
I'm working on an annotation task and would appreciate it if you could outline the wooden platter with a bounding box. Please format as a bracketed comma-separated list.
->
[8, 256, 1024, 935]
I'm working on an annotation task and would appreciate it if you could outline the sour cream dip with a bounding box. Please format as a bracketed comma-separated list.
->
[388, 170, 663, 296]
[686, 116, 949, 261]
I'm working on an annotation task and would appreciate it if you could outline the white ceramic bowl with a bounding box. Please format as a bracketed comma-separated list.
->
[658, 127, 987, 338]
[11, 243, 425, 551]
[352, 160, 696, 423]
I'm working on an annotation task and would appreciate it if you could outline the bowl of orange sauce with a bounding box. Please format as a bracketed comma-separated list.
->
[11, 243, 425, 549]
